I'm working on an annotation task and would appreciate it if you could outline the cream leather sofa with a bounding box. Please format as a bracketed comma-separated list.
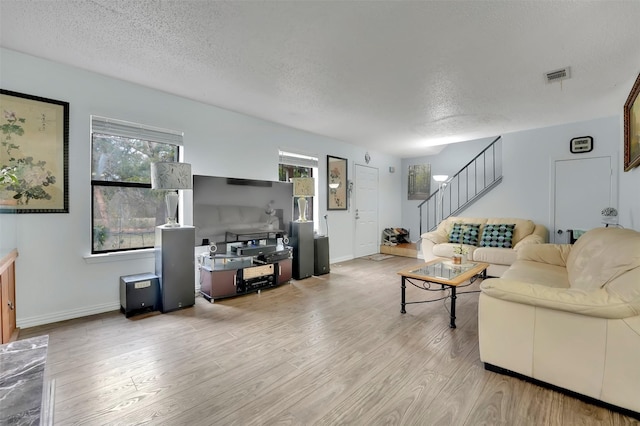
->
[479, 227, 640, 417]
[420, 217, 548, 277]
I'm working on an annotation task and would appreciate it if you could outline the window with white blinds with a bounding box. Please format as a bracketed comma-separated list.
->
[90, 116, 183, 253]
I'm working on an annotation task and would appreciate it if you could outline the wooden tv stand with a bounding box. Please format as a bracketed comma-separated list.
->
[199, 257, 292, 302]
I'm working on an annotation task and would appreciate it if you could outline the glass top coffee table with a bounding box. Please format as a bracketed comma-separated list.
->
[397, 259, 489, 328]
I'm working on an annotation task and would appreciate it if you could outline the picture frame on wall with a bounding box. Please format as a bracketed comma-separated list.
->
[0, 89, 69, 213]
[407, 164, 431, 200]
[623, 72, 640, 172]
[327, 155, 347, 210]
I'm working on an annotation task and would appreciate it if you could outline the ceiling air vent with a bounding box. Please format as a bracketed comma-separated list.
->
[545, 67, 571, 83]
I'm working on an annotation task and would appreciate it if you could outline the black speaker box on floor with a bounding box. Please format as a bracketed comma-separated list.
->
[120, 273, 160, 317]
[314, 236, 330, 276]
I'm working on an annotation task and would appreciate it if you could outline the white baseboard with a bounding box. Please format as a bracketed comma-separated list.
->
[330, 255, 354, 264]
[19, 286, 202, 328]
[17, 302, 120, 329]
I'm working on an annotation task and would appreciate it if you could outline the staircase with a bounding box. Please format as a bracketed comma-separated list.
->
[418, 136, 503, 234]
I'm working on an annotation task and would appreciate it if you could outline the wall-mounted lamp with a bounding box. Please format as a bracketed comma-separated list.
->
[151, 162, 192, 227]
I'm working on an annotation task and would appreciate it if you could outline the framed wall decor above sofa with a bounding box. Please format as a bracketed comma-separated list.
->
[623, 72, 640, 171]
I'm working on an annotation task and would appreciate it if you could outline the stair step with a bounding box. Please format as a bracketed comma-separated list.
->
[379, 243, 418, 258]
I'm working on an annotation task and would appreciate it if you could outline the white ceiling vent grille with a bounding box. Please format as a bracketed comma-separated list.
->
[545, 67, 571, 83]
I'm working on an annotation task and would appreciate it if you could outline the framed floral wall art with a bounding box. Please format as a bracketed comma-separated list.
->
[327, 155, 347, 210]
[0, 90, 69, 213]
[624, 72, 640, 172]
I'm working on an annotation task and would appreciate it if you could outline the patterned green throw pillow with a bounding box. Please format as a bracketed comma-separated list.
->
[480, 224, 516, 248]
[448, 223, 482, 246]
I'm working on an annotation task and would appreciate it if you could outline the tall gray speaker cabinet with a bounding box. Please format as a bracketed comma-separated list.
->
[155, 225, 195, 313]
[290, 221, 314, 280]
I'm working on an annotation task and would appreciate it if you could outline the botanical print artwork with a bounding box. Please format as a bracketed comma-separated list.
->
[0, 90, 68, 212]
[1, 110, 57, 204]
[327, 155, 347, 210]
[329, 165, 342, 207]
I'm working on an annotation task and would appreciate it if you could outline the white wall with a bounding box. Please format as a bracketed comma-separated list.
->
[402, 115, 640, 237]
[1, 48, 403, 328]
[0, 205, 17, 259]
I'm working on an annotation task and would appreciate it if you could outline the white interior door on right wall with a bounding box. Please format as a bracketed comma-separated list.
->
[553, 156, 613, 243]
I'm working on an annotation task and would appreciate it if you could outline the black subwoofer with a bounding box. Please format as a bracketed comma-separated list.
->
[120, 273, 160, 317]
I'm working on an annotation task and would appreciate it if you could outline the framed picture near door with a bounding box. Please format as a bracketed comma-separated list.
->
[327, 155, 347, 210]
[623, 72, 640, 171]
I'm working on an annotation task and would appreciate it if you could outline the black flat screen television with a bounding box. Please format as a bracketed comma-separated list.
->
[193, 175, 293, 247]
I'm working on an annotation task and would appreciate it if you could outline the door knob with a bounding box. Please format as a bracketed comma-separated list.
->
[557, 229, 563, 235]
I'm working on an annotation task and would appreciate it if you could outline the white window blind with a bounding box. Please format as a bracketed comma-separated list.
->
[279, 150, 318, 168]
[91, 115, 183, 145]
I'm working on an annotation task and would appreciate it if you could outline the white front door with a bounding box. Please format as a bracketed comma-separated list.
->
[354, 164, 379, 257]
[553, 156, 613, 243]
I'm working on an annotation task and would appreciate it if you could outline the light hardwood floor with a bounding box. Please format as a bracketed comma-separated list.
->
[20, 256, 639, 425]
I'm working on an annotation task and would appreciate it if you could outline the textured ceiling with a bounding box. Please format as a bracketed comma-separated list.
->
[1, 1, 640, 158]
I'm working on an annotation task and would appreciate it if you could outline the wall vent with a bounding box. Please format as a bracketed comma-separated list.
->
[545, 67, 571, 83]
